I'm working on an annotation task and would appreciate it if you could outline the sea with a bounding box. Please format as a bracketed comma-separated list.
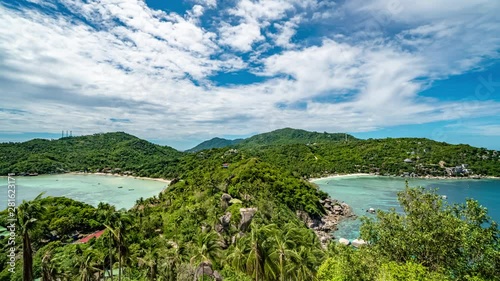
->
[0, 174, 167, 210]
[313, 176, 500, 240]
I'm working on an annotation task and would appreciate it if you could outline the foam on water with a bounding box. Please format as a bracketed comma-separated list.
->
[314, 176, 500, 240]
[0, 174, 167, 210]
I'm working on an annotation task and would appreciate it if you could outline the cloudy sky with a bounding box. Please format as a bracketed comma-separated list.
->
[1, 0, 499, 150]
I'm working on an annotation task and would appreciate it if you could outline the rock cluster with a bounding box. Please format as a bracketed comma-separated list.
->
[297, 197, 356, 246]
[194, 261, 223, 281]
[239, 207, 257, 232]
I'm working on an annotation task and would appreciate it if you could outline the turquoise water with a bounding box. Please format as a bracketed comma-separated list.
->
[314, 176, 500, 240]
[0, 174, 168, 210]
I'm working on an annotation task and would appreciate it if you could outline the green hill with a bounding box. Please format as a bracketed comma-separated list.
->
[186, 137, 244, 152]
[0, 132, 183, 176]
[236, 128, 356, 148]
[1, 129, 499, 178]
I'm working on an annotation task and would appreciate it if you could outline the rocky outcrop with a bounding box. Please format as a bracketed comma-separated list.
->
[339, 238, 350, 246]
[220, 212, 231, 227]
[215, 212, 232, 234]
[351, 239, 367, 248]
[239, 208, 257, 232]
[194, 261, 223, 281]
[221, 193, 232, 209]
[297, 197, 356, 247]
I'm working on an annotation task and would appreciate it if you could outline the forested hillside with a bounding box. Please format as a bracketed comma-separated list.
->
[0, 132, 182, 176]
[236, 127, 356, 148]
[186, 137, 243, 152]
[1, 166, 498, 280]
[1, 129, 499, 178]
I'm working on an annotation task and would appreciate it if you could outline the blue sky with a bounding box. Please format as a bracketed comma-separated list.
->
[0, 0, 499, 150]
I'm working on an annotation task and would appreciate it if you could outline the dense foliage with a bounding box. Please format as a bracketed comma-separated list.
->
[317, 186, 500, 281]
[1, 128, 499, 178]
[0, 128, 499, 280]
[1, 159, 328, 280]
[0, 132, 182, 176]
[186, 137, 243, 152]
[244, 138, 500, 178]
[235, 128, 356, 148]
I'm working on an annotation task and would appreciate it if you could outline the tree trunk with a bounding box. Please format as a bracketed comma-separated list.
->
[23, 232, 33, 281]
[118, 241, 122, 281]
[109, 233, 114, 281]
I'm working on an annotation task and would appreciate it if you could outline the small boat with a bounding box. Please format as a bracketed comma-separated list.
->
[129, 188, 134, 191]
[117, 186, 123, 189]
[442, 195, 447, 199]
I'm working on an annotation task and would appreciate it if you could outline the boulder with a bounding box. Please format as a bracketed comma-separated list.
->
[213, 271, 223, 281]
[338, 238, 350, 246]
[332, 205, 343, 215]
[221, 193, 232, 202]
[341, 203, 354, 217]
[194, 261, 214, 280]
[239, 208, 257, 232]
[351, 239, 367, 248]
[221, 193, 232, 209]
[214, 224, 224, 233]
[219, 212, 232, 227]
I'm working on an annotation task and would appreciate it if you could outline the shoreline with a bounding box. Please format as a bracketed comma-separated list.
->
[309, 173, 500, 182]
[309, 173, 374, 182]
[68, 172, 172, 184]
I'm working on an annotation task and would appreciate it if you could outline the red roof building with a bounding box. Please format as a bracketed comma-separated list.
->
[75, 229, 106, 244]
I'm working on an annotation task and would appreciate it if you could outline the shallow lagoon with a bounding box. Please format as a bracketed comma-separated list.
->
[0, 174, 167, 210]
[314, 176, 500, 240]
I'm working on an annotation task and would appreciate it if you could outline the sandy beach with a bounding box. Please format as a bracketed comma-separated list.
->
[309, 173, 500, 182]
[69, 172, 172, 184]
[309, 173, 375, 182]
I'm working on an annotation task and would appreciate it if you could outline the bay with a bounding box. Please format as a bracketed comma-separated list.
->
[0, 174, 168, 210]
[314, 176, 500, 240]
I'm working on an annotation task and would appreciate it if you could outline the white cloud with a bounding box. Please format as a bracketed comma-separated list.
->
[1, 0, 500, 149]
[194, 0, 217, 9]
[218, 21, 265, 52]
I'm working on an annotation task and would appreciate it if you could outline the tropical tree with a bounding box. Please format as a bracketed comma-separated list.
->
[243, 223, 277, 281]
[190, 231, 221, 277]
[225, 238, 249, 274]
[105, 211, 132, 281]
[360, 186, 500, 280]
[99, 204, 118, 280]
[17, 193, 45, 281]
[41, 250, 58, 281]
[137, 247, 158, 281]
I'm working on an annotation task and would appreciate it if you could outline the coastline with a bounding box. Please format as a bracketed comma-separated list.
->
[309, 173, 374, 182]
[309, 173, 500, 182]
[68, 172, 172, 184]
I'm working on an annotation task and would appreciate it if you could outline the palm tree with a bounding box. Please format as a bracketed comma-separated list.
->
[269, 234, 298, 281]
[17, 193, 45, 281]
[225, 238, 248, 273]
[163, 241, 187, 281]
[291, 246, 319, 281]
[105, 212, 131, 281]
[190, 231, 221, 280]
[244, 223, 277, 281]
[137, 248, 158, 281]
[79, 253, 96, 281]
[41, 250, 58, 281]
[100, 205, 118, 280]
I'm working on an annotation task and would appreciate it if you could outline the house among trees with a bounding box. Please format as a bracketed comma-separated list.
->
[74, 229, 105, 244]
[445, 164, 471, 176]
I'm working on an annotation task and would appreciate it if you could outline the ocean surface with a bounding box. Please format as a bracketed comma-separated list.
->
[314, 176, 500, 240]
[0, 174, 167, 210]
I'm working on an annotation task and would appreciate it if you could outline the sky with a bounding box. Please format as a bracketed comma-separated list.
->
[0, 0, 499, 151]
